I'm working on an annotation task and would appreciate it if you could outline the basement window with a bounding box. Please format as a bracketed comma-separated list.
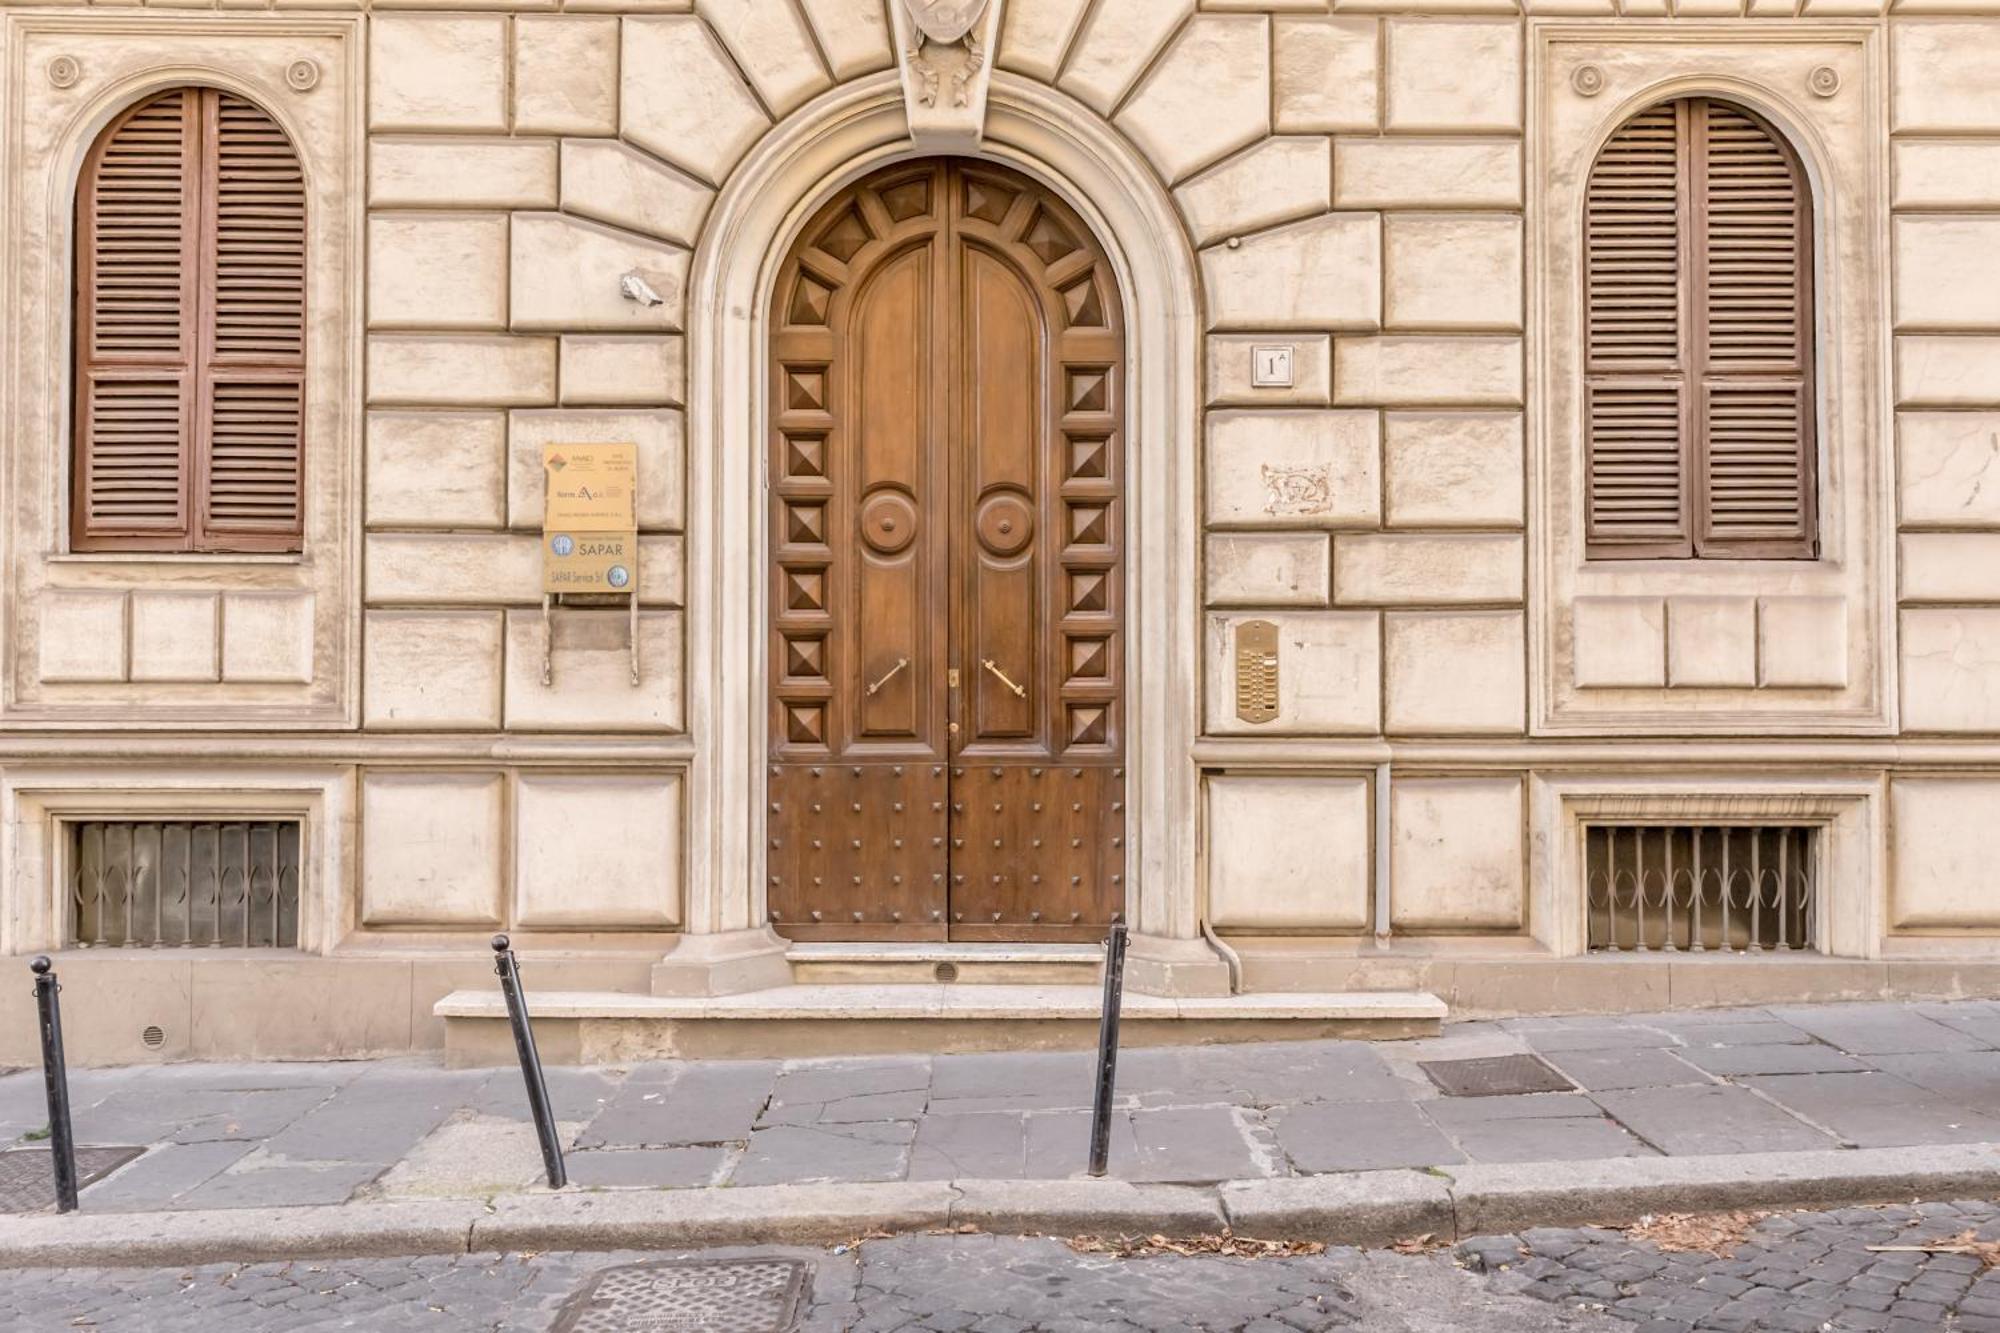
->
[69, 821, 301, 948]
[1586, 824, 1817, 953]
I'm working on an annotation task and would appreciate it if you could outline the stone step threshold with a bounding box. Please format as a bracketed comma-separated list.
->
[785, 941, 1105, 964]
[435, 984, 1446, 1064]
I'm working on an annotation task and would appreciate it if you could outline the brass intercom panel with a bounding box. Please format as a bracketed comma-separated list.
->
[1234, 619, 1279, 724]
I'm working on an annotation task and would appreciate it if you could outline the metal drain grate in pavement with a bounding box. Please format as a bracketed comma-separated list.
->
[552, 1258, 810, 1333]
[0, 1145, 143, 1211]
[1419, 1054, 1574, 1097]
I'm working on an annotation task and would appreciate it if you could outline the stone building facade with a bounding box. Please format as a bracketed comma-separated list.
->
[1, 0, 1997, 1062]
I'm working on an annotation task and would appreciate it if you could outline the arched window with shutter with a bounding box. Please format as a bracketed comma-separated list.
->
[72, 86, 306, 553]
[1583, 95, 1816, 561]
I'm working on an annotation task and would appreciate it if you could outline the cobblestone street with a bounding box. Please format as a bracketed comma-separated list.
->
[9, 1203, 2000, 1331]
[0, 1233, 1608, 1333]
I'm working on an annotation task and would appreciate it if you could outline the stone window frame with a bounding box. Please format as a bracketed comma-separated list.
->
[1527, 22, 1894, 736]
[1528, 773, 1882, 960]
[0, 764, 351, 957]
[0, 14, 363, 728]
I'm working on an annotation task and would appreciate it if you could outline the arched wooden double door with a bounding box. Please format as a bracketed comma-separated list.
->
[767, 159, 1125, 943]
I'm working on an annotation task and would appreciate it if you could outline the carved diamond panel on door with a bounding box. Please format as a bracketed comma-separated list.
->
[768, 160, 1125, 943]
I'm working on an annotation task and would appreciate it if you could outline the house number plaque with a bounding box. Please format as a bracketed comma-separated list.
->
[1234, 620, 1280, 724]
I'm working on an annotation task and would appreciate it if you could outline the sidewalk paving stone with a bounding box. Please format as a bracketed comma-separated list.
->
[577, 1061, 776, 1148]
[1767, 1005, 1993, 1055]
[728, 1120, 916, 1186]
[1125, 1106, 1264, 1183]
[562, 1146, 725, 1188]
[1868, 1051, 2000, 1101]
[1743, 1071, 2000, 1147]
[1587, 1084, 1834, 1155]
[1421, 1093, 1656, 1163]
[79, 1141, 254, 1211]
[1267, 1099, 1464, 1173]
[1538, 1046, 1709, 1091]
[908, 1111, 1029, 1180]
[1676, 1042, 1869, 1077]
[929, 1050, 1098, 1113]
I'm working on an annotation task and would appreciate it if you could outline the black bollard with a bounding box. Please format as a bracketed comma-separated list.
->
[492, 935, 566, 1189]
[1086, 921, 1129, 1178]
[30, 957, 78, 1213]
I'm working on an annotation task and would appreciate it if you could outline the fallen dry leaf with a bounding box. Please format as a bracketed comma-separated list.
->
[1867, 1230, 2000, 1271]
[1623, 1210, 1766, 1256]
[1064, 1229, 1325, 1260]
[1391, 1233, 1445, 1255]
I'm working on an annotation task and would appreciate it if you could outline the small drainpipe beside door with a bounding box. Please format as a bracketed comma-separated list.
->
[1374, 761, 1392, 950]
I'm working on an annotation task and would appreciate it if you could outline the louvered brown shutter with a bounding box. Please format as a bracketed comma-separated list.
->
[73, 88, 305, 553]
[1583, 97, 1816, 561]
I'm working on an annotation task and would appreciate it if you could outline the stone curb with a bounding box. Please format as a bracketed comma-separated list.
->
[4, 1145, 2000, 1268]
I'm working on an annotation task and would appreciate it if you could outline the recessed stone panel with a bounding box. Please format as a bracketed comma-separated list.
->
[1666, 597, 1757, 689]
[1176, 139, 1332, 250]
[1892, 778, 2000, 928]
[1334, 139, 1521, 210]
[514, 773, 683, 928]
[1273, 17, 1378, 133]
[1383, 411, 1523, 527]
[369, 138, 558, 210]
[1205, 611, 1381, 735]
[1900, 412, 2000, 526]
[366, 213, 508, 333]
[1333, 534, 1522, 606]
[129, 593, 219, 683]
[361, 772, 505, 927]
[513, 16, 619, 136]
[1758, 597, 1848, 690]
[1391, 777, 1524, 931]
[364, 611, 503, 730]
[1572, 597, 1665, 689]
[1206, 410, 1381, 529]
[222, 594, 315, 685]
[1892, 22, 2000, 133]
[1384, 611, 1524, 734]
[1334, 336, 1522, 407]
[560, 337, 687, 408]
[39, 592, 126, 684]
[366, 534, 542, 606]
[366, 411, 507, 529]
[511, 214, 688, 333]
[1202, 214, 1381, 331]
[1061, 0, 1193, 114]
[1896, 336, 2000, 407]
[1205, 533, 1331, 608]
[621, 18, 771, 185]
[1894, 217, 2000, 332]
[1902, 533, 2000, 603]
[367, 336, 557, 408]
[1893, 141, 2000, 210]
[1385, 19, 1520, 133]
[1903, 608, 2000, 732]
[1384, 214, 1522, 332]
[1117, 16, 1269, 185]
[561, 141, 712, 248]
[1208, 775, 1371, 931]
[370, 16, 508, 133]
[503, 609, 684, 732]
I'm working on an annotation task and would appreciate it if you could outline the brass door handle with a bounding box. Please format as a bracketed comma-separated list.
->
[865, 656, 909, 696]
[981, 658, 1026, 698]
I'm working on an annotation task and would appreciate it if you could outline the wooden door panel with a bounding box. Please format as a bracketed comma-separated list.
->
[769, 160, 1123, 944]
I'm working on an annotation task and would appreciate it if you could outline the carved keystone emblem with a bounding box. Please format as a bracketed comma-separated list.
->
[905, 0, 990, 44]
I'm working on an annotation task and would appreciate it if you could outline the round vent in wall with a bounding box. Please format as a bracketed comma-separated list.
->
[934, 961, 959, 983]
[141, 1025, 166, 1051]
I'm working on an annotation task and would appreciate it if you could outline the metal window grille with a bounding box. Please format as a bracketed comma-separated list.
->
[1586, 824, 1816, 953]
[69, 821, 301, 949]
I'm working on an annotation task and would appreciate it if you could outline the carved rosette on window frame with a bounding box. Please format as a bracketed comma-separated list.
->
[891, 0, 1006, 153]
